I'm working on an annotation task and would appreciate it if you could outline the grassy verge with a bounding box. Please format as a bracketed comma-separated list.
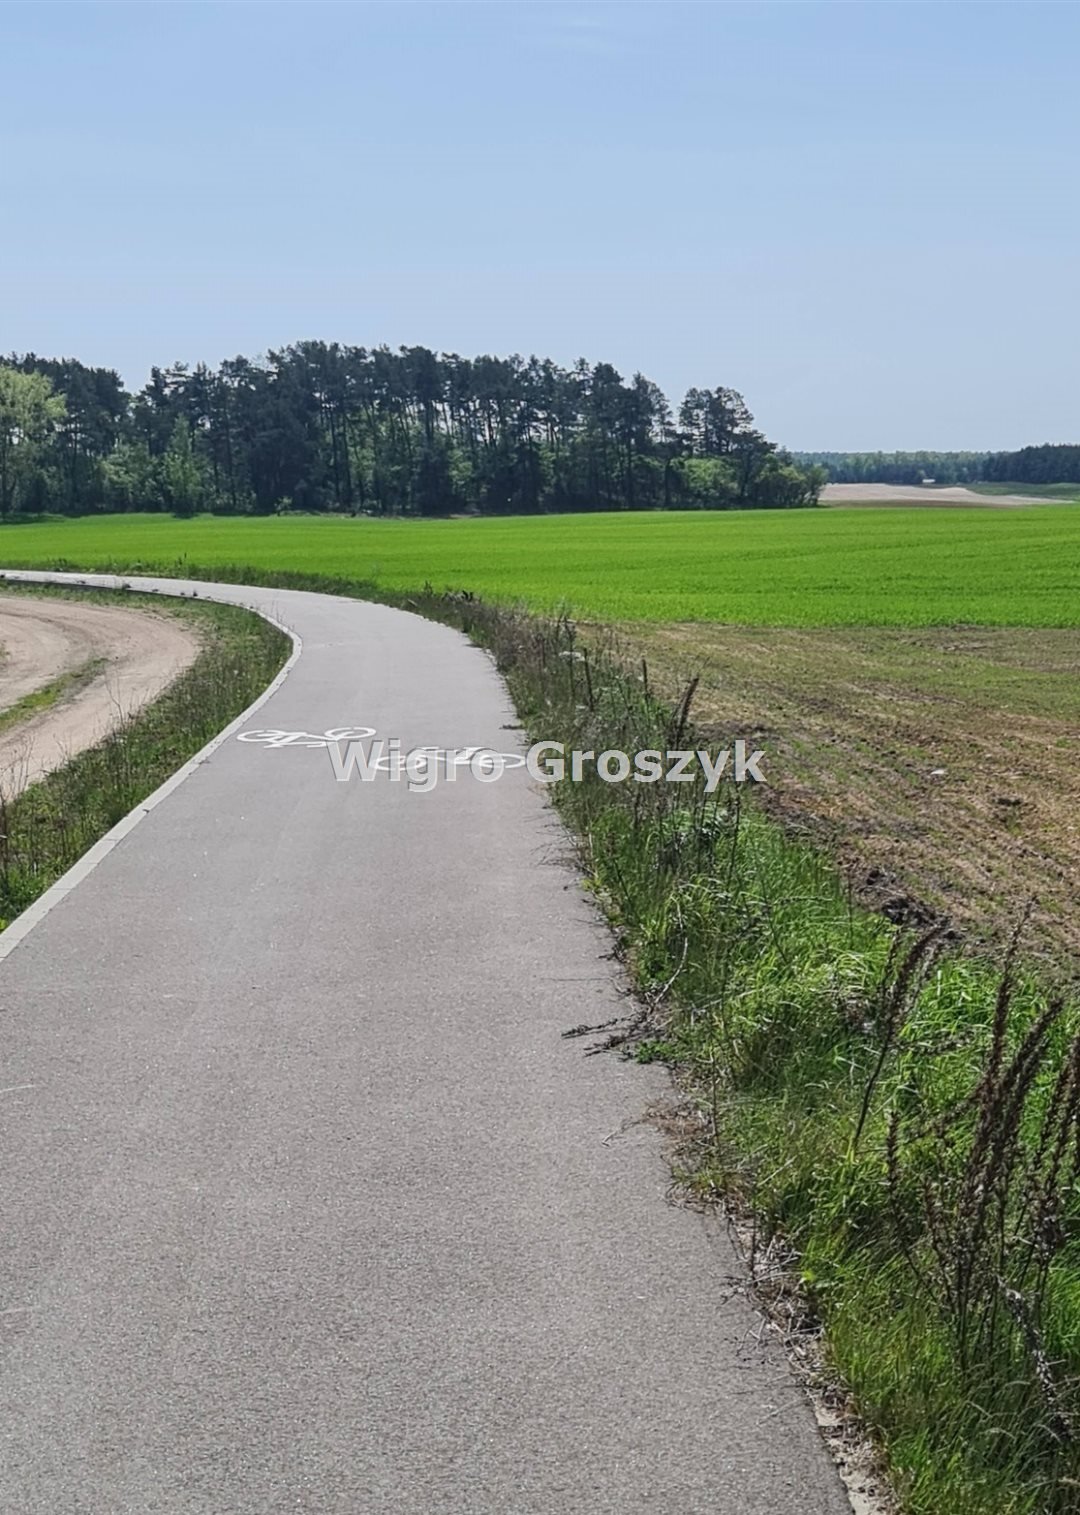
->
[405, 591, 1080, 1515]
[0, 584, 289, 928]
[5, 564, 1080, 1510]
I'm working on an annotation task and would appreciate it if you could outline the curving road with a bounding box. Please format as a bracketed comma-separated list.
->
[0, 573, 849, 1515]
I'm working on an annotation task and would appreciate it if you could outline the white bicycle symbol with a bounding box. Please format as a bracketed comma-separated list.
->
[367, 745, 527, 774]
[237, 726, 376, 748]
[235, 729, 526, 773]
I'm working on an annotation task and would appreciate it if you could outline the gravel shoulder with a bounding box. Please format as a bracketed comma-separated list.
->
[0, 593, 201, 796]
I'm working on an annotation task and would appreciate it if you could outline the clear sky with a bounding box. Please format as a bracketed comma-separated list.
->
[3, 2, 1077, 451]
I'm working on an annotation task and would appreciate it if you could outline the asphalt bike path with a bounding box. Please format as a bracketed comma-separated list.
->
[0, 572, 850, 1514]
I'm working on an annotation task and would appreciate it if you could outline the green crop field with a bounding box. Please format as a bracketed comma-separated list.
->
[969, 481, 1080, 500]
[1, 506, 1079, 625]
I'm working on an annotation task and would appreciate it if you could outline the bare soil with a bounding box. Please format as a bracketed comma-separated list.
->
[820, 483, 1065, 507]
[609, 621, 1080, 968]
[0, 594, 201, 797]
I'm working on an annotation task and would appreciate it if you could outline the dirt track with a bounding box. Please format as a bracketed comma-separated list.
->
[821, 483, 1065, 507]
[0, 593, 200, 796]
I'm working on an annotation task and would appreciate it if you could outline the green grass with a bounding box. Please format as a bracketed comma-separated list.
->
[969, 482, 1080, 501]
[1, 506, 1080, 624]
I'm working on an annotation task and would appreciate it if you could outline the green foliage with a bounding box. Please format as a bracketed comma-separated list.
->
[2, 345, 823, 518]
[6, 505, 1080, 626]
[797, 450, 992, 485]
[2, 346, 1075, 517]
[0, 367, 66, 516]
[674, 456, 741, 507]
[3, 354, 125, 513]
[160, 418, 206, 516]
[984, 445, 1080, 487]
[103, 438, 158, 510]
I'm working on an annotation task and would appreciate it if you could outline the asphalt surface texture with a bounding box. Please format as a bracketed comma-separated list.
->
[0, 572, 850, 1514]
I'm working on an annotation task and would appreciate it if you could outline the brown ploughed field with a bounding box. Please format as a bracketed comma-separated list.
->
[608, 622, 1080, 965]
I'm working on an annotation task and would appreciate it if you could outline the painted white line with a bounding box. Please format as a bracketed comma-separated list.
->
[0, 1084, 36, 1096]
[0, 571, 302, 969]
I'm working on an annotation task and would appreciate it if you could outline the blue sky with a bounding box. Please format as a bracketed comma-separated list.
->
[3, 2, 1077, 451]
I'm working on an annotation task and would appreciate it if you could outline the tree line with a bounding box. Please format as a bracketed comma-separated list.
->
[794, 451, 991, 485]
[0, 344, 826, 519]
[981, 443, 1080, 486]
[797, 446, 1080, 488]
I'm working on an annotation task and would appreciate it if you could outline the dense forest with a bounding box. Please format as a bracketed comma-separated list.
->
[981, 443, 1080, 485]
[0, 345, 825, 519]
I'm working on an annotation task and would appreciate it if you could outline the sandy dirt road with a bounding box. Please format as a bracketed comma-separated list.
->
[0, 592, 201, 796]
[821, 482, 1066, 506]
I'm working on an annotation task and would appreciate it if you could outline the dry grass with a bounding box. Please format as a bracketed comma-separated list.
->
[602, 622, 1080, 966]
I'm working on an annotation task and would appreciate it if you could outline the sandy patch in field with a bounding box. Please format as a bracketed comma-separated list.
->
[820, 483, 1066, 507]
[0, 593, 201, 797]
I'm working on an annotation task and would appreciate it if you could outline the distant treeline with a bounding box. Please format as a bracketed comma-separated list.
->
[981, 443, 1080, 485]
[0, 345, 825, 519]
[794, 451, 990, 485]
[797, 446, 1080, 488]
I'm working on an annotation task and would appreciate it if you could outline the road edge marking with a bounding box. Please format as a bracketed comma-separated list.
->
[0, 571, 302, 967]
